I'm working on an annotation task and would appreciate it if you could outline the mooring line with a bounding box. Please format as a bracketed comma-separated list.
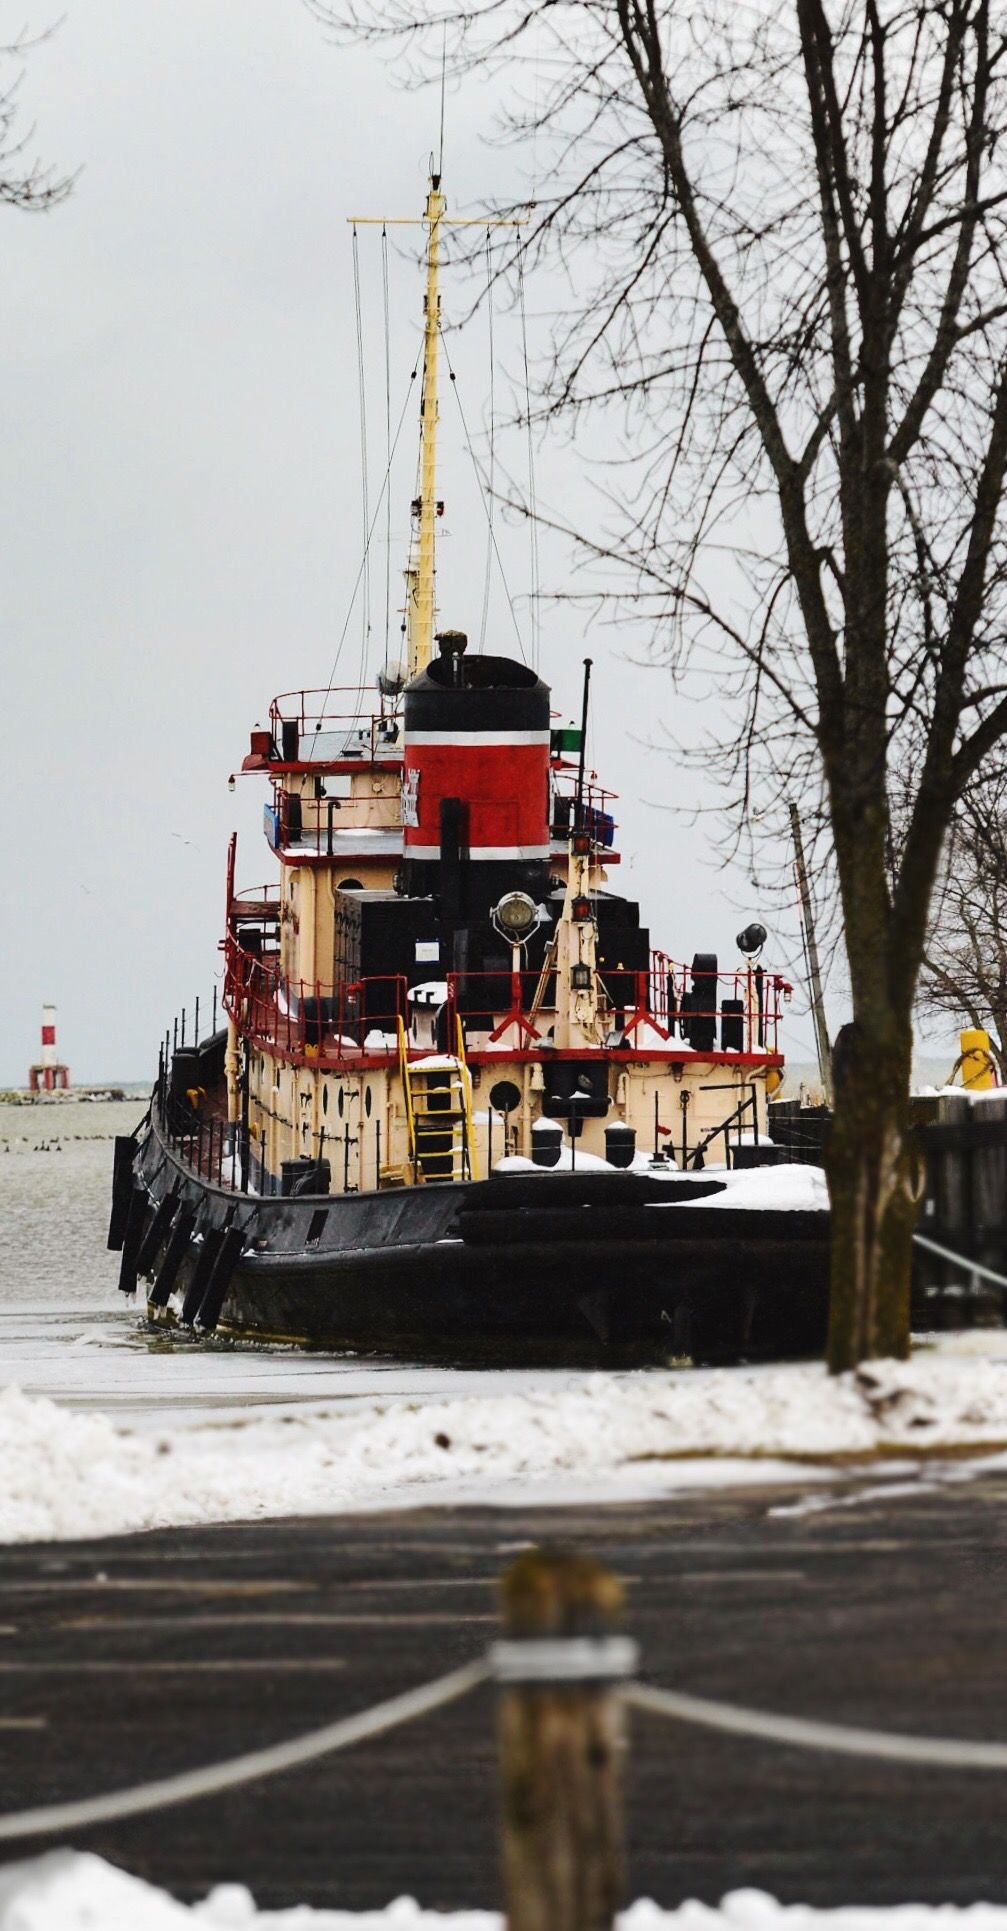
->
[0, 1660, 487, 1842]
[8, 1647, 1007, 1849]
[627, 1681, 1007, 1769]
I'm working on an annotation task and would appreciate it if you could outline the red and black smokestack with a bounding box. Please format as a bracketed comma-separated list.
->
[400, 641, 552, 906]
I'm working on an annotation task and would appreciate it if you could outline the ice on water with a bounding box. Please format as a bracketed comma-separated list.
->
[0, 1099, 588, 1431]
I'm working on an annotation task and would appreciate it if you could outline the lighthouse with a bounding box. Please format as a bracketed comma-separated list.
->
[28, 1005, 70, 1094]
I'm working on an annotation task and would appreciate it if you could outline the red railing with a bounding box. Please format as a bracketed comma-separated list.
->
[649, 951, 791, 1055]
[447, 969, 549, 1046]
[224, 934, 407, 1065]
[269, 688, 402, 767]
[229, 882, 281, 922]
[445, 963, 786, 1055]
[223, 937, 789, 1067]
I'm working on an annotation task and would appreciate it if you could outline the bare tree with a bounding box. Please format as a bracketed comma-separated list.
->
[919, 775, 1007, 1081]
[1, 25, 72, 211]
[317, 0, 1007, 1370]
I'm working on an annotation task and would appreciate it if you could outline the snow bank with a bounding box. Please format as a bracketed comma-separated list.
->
[5, 1857, 1007, 1930]
[3, 1344, 1007, 1543]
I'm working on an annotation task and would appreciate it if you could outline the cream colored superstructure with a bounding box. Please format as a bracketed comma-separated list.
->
[240, 1018, 778, 1190]
[230, 810, 782, 1196]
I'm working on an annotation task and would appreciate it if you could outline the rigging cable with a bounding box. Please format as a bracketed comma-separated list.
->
[479, 229, 495, 652]
[441, 332, 527, 665]
[382, 224, 393, 675]
[306, 352, 421, 761]
[352, 223, 371, 694]
[518, 250, 541, 670]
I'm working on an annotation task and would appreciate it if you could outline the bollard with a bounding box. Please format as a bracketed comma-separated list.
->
[493, 1549, 637, 1931]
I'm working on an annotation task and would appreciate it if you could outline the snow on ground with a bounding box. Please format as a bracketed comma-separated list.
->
[5, 1856, 1007, 1931]
[4, 1340, 1007, 1543]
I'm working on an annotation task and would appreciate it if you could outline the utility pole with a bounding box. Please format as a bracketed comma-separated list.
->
[789, 800, 833, 1106]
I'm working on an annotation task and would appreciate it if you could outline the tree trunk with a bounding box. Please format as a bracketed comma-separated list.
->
[826, 1020, 916, 1372]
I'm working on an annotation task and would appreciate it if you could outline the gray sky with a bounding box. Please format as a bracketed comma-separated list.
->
[1, 0, 827, 1084]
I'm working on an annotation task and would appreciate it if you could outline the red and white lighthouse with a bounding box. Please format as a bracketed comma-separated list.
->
[28, 1005, 70, 1093]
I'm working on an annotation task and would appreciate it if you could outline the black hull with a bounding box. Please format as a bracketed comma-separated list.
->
[111, 1104, 831, 1364]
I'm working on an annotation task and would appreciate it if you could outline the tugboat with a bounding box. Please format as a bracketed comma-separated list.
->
[109, 175, 829, 1362]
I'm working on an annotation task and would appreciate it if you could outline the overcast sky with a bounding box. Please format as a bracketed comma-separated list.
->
[0, 0, 835, 1085]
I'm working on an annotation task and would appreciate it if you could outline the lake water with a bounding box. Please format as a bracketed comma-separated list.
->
[0, 1098, 595, 1431]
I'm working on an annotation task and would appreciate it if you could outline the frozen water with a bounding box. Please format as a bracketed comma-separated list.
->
[0, 1100, 598, 1431]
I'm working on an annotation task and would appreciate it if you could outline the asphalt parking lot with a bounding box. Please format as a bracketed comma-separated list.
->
[2, 1469, 1006, 1911]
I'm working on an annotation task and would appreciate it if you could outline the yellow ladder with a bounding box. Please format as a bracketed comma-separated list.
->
[397, 1015, 478, 1183]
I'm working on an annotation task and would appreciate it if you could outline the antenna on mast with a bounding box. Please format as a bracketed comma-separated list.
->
[574, 657, 593, 833]
[438, 23, 448, 181]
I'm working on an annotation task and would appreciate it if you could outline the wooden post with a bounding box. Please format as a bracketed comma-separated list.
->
[495, 1548, 635, 1931]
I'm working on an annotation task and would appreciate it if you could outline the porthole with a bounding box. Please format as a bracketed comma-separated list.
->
[337, 877, 363, 891]
[338, 1087, 345, 1118]
[490, 1079, 522, 1115]
[322, 1084, 329, 1115]
[364, 1087, 372, 1118]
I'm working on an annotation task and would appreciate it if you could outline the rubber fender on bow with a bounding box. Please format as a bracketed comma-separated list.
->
[181, 1226, 226, 1327]
[116, 1190, 149, 1297]
[149, 1202, 196, 1308]
[134, 1191, 179, 1280]
[107, 1136, 138, 1251]
[196, 1225, 246, 1333]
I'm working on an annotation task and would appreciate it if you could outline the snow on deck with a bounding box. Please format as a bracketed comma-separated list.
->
[3, 1338, 1007, 1543]
[686, 1166, 829, 1211]
[4, 1853, 1007, 1928]
[488, 1155, 828, 1207]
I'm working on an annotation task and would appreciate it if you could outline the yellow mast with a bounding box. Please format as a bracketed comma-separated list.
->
[405, 176, 445, 679]
[349, 186, 518, 684]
